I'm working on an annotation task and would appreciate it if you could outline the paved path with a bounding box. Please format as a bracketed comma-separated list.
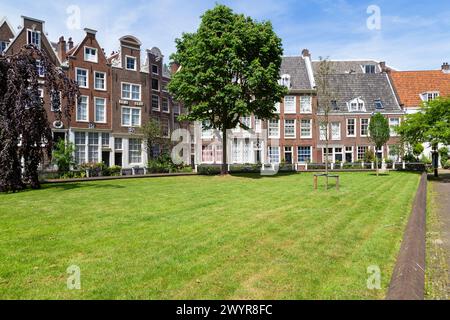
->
[430, 170, 450, 296]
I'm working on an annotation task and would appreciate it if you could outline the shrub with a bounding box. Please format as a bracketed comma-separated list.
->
[197, 165, 222, 175]
[420, 154, 432, 164]
[52, 140, 75, 176]
[439, 147, 449, 168]
[104, 165, 122, 177]
[364, 150, 376, 163]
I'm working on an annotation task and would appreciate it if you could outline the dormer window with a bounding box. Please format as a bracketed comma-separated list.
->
[374, 99, 384, 110]
[364, 65, 376, 74]
[348, 98, 366, 112]
[421, 92, 439, 102]
[84, 47, 98, 63]
[27, 29, 41, 48]
[280, 74, 291, 88]
[331, 100, 339, 111]
[126, 56, 137, 71]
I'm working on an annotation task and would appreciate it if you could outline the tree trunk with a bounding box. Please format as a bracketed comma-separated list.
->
[221, 128, 228, 175]
[325, 137, 329, 190]
[433, 145, 439, 178]
[375, 153, 379, 176]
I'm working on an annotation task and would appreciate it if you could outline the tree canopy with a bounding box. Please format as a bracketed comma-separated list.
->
[168, 4, 287, 173]
[368, 113, 390, 175]
[0, 45, 79, 192]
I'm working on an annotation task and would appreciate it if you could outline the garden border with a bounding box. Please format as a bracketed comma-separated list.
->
[386, 172, 427, 300]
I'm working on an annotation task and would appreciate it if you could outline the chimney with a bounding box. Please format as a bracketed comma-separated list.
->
[442, 62, 450, 74]
[302, 49, 311, 58]
[379, 61, 390, 73]
[57, 36, 66, 61]
[170, 62, 180, 74]
[84, 28, 97, 38]
[68, 37, 74, 50]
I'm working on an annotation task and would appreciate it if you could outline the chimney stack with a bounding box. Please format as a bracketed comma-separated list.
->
[170, 62, 181, 74]
[442, 62, 450, 74]
[57, 36, 66, 61]
[68, 37, 74, 50]
[84, 28, 97, 38]
[301, 49, 311, 58]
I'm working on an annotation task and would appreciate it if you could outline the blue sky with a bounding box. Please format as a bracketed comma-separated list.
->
[2, 0, 450, 70]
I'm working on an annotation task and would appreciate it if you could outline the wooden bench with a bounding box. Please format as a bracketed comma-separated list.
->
[314, 174, 340, 191]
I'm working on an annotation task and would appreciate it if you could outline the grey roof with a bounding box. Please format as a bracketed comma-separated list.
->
[317, 73, 402, 113]
[312, 60, 381, 75]
[281, 56, 312, 90]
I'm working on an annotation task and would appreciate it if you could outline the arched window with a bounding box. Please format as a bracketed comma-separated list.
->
[347, 98, 366, 112]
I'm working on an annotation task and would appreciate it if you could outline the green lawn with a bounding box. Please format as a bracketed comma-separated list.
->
[0, 172, 420, 300]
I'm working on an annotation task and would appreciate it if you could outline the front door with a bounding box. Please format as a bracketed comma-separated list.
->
[284, 147, 293, 164]
[102, 151, 110, 167]
[114, 153, 122, 167]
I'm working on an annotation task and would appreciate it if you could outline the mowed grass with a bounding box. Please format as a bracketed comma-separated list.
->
[0, 172, 420, 300]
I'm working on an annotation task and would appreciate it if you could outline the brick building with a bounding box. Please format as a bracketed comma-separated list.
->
[0, 17, 15, 54]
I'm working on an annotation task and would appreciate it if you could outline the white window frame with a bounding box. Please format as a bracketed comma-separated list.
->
[319, 123, 328, 141]
[300, 96, 312, 114]
[268, 119, 280, 139]
[348, 98, 366, 112]
[75, 68, 89, 89]
[125, 55, 137, 71]
[76, 96, 89, 122]
[360, 118, 370, 137]
[162, 97, 170, 113]
[0, 41, 9, 53]
[94, 71, 107, 91]
[297, 146, 312, 163]
[284, 119, 296, 139]
[268, 146, 280, 164]
[94, 97, 107, 123]
[121, 106, 141, 127]
[27, 29, 41, 48]
[152, 95, 160, 111]
[300, 119, 312, 139]
[84, 46, 98, 63]
[280, 74, 291, 88]
[121, 82, 141, 101]
[128, 138, 143, 165]
[346, 118, 356, 137]
[152, 64, 159, 75]
[389, 118, 401, 136]
[331, 122, 341, 141]
[284, 96, 296, 114]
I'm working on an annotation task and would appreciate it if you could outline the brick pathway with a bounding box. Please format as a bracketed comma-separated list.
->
[430, 171, 450, 296]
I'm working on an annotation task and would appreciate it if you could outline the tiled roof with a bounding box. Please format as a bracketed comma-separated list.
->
[317, 73, 402, 113]
[312, 60, 381, 74]
[390, 70, 450, 108]
[281, 56, 313, 90]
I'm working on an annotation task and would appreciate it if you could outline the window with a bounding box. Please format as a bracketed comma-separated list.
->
[331, 100, 339, 111]
[364, 65, 376, 74]
[389, 118, 400, 136]
[162, 82, 168, 92]
[298, 146, 312, 163]
[94, 98, 106, 123]
[173, 104, 180, 116]
[423, 92, 439, 102]
[88, 133, 99, 163]
[129, 139, 142, 164]
[374, 99, 384, 110]
[300, 119, 312, 138]
[36, 60, 45, 77]
[122, 107, 141, 127]
[94, 72, 106, 90]
[322, 148, 333, 162]
[126, 56, 136, 70]
[152, 65, 159, 75]
[345, 147, 354, 163]
[242, 117, 251, 129]
[347, 119, 356, 137]
[162, 118, 170, 137]
[27, 29, 41, 48]
[320, 123, 328, 141]
[284, 96, 296, 114]
[50, 90, 61, 111]
[162, 98, 169, 113]
[114, 138, 123, 150]
[84, 47, 98, 63]
[300, 96, 312, 113]
[348, 98, 365, 112]
[101, 133, 110, 147]
[76, 96, 88, 122]
[280, 74, 291, 88]
[76, 68, 88, 88]
[274, 102, 281, 114]
[268, 147, 280, 164]
[255, 117, 262, 132]
[152, 95, 160, 111]
[152, 79, 159, 91]
[121, 83, 141, 101]
[284, 119, 296, 138]
[268, 119, 280, 138]
[75, 132, 86, 164]
[360, 119, 369, 136]
[357, 146, 368, 161]
[331, 122, 341, 140]
[0, 41, 8, 53]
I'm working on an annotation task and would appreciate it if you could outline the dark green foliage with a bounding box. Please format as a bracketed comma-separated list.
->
[0, 45, 79, 192]
[52, 140, 75, 175]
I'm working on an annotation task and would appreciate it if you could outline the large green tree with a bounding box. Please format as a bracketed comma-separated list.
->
[169, 5, 287, 174]
[368, 113, 390, 176]
[397, 97, 450, 176]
